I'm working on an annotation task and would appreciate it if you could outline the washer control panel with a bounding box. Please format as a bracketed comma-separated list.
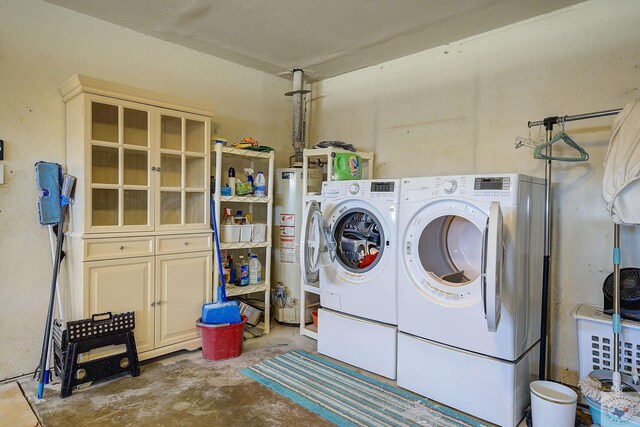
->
[322, 179, 399, 202]
[442, 179, 457, 194]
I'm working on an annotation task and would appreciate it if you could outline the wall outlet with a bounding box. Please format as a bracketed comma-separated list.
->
[0, 164, 4, 184]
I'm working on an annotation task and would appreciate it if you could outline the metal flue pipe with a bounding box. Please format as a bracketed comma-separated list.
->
[285, 69, 311, 165]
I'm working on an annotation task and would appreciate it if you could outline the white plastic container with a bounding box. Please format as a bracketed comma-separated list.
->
[574, 304, 640, 379]
[249, 255, 262, 284]
[254, 171, 266, 197]
[220, 225, 240, 242]
[252, 223, 266, 242]
[530, 381, 577, 427]
[239, 225, 253, 242]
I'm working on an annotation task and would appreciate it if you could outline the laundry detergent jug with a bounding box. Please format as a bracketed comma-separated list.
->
[332, 153, 362, 180]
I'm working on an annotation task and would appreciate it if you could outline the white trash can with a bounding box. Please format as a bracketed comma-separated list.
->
[530, 380, 577, 427]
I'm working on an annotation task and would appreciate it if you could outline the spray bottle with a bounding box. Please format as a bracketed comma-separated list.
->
[243, 168, 254, 195]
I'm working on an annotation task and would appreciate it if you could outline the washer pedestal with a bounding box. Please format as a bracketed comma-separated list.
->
[397, 332, 539, 427]
[318, 308, 397, 379]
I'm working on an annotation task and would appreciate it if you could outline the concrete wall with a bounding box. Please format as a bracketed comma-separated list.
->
[0, 0, 292, 380]
[309, 0, 640, 384]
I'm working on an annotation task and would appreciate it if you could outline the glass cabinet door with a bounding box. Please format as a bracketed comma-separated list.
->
[89, 98, 153, 231]
[156, 110, 209, 229]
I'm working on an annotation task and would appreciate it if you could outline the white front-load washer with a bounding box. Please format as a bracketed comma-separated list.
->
[396, 174, 544, 427]
[302, 179, 399, 379]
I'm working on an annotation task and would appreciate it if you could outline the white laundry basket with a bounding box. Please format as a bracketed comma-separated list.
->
[574, 304, 640, 380]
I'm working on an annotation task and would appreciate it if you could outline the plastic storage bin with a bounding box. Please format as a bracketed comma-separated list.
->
[239, 225, 253, 242]
[221, 225, 240, 243]
[196, 316, 247, 360]
[252, 224, 266, 242]
[574, 304, 640, 379]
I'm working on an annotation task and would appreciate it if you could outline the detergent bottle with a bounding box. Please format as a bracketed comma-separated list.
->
[238, 256, 249, 286]
[249, 254, 262, 284]
[254, 171, 266, 197]
[332, 153, 362, 180]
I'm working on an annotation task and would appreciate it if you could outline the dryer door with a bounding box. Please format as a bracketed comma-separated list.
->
[404, 198, 504, 333]
[482, 201, 503, 332]
[301, 200, 336, 285]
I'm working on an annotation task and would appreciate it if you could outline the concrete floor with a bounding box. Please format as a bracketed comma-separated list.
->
[20, 323, 333, 427]
[13, 322, 545, 427]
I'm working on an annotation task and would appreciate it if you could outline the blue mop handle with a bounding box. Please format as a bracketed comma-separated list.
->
[210, 196, 228, 303]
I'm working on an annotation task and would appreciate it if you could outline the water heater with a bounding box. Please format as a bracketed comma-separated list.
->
[273, 167, 322, 324]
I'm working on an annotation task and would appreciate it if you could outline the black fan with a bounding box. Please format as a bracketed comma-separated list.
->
[603, 268, 640, 315]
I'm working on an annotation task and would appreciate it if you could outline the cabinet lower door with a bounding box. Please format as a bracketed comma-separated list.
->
[85, 257, 155, 354]
[155, 252, 212, 348]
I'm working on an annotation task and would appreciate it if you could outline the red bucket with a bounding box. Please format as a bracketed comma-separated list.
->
[196, 315, 247, 360]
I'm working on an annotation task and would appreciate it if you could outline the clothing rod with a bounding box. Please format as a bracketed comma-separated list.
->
[528, 105, 621, 380]
[528, 108, 622, 128]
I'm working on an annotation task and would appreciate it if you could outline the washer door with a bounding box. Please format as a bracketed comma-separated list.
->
[301, 200, 336, 285]
[404, 199, 503, 332]
[331, 207, 385, 274]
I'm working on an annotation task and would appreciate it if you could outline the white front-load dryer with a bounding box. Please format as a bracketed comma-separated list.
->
[302, 179, 399, 379]
[396, 174, 544, 427]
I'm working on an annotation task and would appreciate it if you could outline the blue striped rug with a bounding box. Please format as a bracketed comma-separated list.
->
[241, 350, 489, 427]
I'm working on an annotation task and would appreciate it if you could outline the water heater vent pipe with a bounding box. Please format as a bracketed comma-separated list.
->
[285, 69, 311, 165]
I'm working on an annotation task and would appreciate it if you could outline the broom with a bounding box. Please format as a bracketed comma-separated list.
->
[201, 195, 241, 324]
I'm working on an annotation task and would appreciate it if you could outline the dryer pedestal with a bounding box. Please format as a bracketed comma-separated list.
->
[318, 308, 397, 379]
[397, 332, 539, 427]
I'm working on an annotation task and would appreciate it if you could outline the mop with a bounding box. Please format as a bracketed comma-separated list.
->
[201, 195, 241, 325]
[34, 163, 63, 389]
[580, 98, 640, 424]
[34, 162, 76, 399]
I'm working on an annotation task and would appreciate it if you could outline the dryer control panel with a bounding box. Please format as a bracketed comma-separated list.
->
[401, 174, 521, 204]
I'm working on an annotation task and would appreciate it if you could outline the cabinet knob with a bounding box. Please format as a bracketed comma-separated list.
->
[151, 166, 156, 171]
[156, 300, 162, 305]
[156, 167, 161, 172]
[151, 302, 156, 307]
[119, 246, 125, 250]
[184, 241, 189, 246]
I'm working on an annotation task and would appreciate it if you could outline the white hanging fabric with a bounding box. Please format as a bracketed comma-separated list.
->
[602, 98, 640, 225]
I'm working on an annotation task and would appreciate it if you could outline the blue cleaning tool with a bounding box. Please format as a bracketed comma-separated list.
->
[35, 162, 63, 225]
[202, 195, 241, 325]
[35, 170, 76, 399]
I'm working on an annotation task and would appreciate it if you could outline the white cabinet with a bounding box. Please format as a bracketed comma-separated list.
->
[156, 108, 210, 231]
[84, 251, 212, 357]
[67, 96, 210, 234]
[86, 96, 156, 233]
[156, 252, 212, 347]
[85, 257, 155, 353]
[62, 75, 216, 361]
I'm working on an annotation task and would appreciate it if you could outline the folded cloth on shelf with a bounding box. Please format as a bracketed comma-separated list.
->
[312, 140, 356, 152]
[603, 98, 640, 225]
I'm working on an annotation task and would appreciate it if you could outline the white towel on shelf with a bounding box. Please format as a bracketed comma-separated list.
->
[603, 98, 640, 225]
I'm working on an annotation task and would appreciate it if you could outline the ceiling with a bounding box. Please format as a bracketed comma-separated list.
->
[44, 0, 585, 81]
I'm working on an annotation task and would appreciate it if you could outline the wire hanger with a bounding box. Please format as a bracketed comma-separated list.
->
[514, 124, 545, 150]
[533, 116, 590, 162]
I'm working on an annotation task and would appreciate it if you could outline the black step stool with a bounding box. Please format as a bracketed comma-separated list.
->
[53, 311, 140, 398]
